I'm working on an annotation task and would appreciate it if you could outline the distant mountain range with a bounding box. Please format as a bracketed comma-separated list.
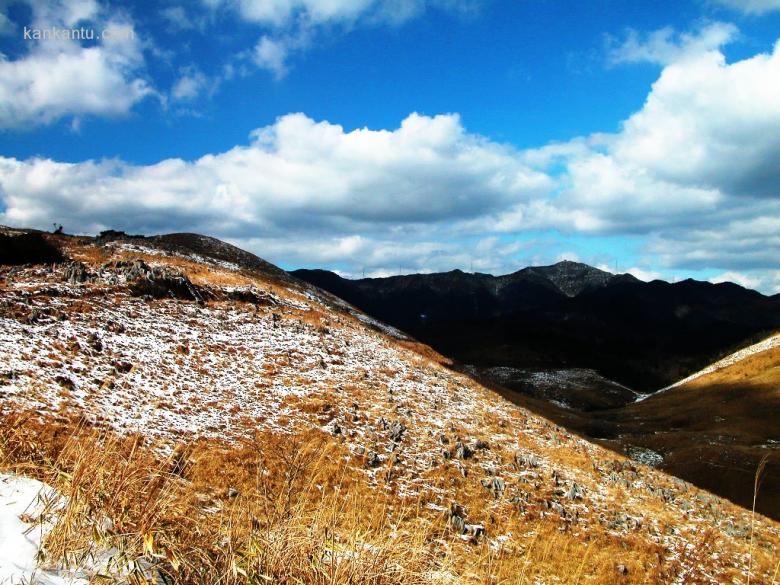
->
[293, 261, 780, 394]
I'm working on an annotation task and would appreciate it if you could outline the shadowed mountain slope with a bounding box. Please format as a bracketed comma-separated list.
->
[293, 265, 780, 393]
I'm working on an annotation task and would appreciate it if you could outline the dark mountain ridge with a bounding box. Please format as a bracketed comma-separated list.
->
[293, 262, 780, 394]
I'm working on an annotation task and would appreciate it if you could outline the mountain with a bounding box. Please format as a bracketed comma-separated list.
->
[293, 264, 780, 394]
[517, 259, 629, 297]
[294, 261, 632, 329]
[1, 227, 778, 583]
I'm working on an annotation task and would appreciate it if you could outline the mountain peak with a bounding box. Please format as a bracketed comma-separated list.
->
[521, 260, 615, 297]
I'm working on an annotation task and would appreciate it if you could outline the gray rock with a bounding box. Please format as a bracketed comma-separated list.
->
[473, 439, 489, 451]
[449, 503, 466, 534]
[514, 451, 541, 469]
[481, 476, 506, 497]
[455, 441, 473, 460]
[64, 261, 92, 284]
[566, 482, 584, 500]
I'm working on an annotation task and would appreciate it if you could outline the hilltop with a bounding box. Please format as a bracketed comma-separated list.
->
[0, 228, 778, 584]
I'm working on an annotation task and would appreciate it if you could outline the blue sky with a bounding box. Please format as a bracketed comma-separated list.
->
[1, 0, 779, 292]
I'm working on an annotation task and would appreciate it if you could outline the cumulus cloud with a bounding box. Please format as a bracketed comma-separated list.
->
[534, 24, 780, 237]
[2, 22, 780, 291]
[625, 267, 663, 282]
[710, 271, 762, 289]
[0, 111, 548, 236]
[0, 0, 153, 128]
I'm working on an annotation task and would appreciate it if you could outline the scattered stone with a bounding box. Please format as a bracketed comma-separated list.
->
[513, 451, 540, 469]
[473, 439, 489, 451]
[112, 361, 133, 374]
[463, 523, 485, 541]
[106, 320, 126, 334]
[63, 261, 92, 284]
[566, 482, 584, 500]
[455, 441, 473, 460]
[54, 375, 76, 391]
[228, 487, 239, 499]
[87, 332, 103, 353]
[389, 420, 406, 443]
[448, 502, 467, 534]
[226, 287, 277, 306]
[107, 258, 206, 303]
[366, 451, 381, 468]
[481, 476, 506, 497]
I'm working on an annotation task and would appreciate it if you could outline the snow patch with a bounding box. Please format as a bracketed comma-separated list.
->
[0, 473, 86, 585]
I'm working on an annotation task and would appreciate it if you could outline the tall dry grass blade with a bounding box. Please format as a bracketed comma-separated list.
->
[747, 453, 770, 585]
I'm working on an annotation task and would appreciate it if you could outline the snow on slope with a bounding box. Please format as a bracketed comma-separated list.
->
[637, 332, 780, 401]
[0, 473, 161, 584]
[1, 240, 779, 583]
[0, 473, 85, 584]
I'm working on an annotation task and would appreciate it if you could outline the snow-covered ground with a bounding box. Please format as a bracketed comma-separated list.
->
[0, 473, 85, 585]
[1, 245, 779, 584]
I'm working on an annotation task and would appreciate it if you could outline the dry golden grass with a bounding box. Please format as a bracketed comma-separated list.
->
[2, 410, 777, 584]
[683, 346, 780, 391]
[3, 235, 779, 584]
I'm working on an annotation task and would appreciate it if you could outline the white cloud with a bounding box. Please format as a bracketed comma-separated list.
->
[607, 22, 738, 66]
[205, 0, 475, 77]
[711, 0, 780, 15]
[710, 271, 762, 289]
[254, 35, 294, 78]
[625, 267, 662, 282]
[160, 6, 196, 30]
[611, 39, 780, 199]
[210, 0, 465, 28]
[0, 111, 548, 235]
[2, 23, 780, 292]
[0, 1, 153, 128]
[171, 67, 209, 101]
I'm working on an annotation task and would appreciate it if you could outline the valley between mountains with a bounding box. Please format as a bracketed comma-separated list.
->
[0, 227, 778, 584]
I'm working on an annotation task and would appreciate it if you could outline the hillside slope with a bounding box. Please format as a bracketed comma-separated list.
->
[0, 230, 778, 584]
[293, 266, 780, 393]
[505, 334, 780, 520]
[612, 335, 780, 519]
